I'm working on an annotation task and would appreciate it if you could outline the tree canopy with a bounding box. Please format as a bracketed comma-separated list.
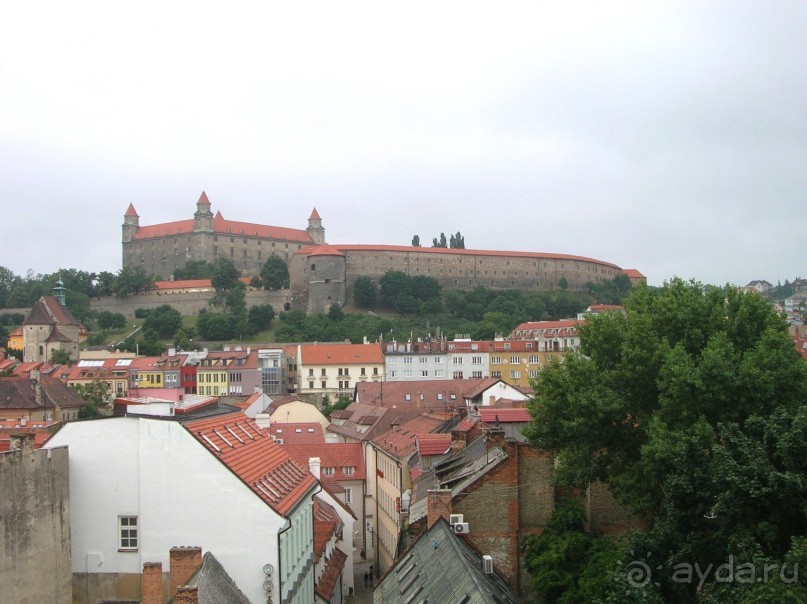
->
[524, 278, 807, 601]
[260, 254, 290, 290]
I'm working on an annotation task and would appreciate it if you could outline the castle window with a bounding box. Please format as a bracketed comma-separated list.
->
[230, 237, 234, 243]
[311, 264, 316, 271]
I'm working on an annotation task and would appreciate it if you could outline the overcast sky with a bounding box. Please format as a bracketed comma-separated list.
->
[2, 2, 805, 287]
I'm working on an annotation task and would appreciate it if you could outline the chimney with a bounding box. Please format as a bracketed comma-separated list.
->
[486, 424, 506, 451]
[488, 395, 495, 406]
[141, 562, 163, 604]
[174, 585, 199, 604]
[31, 370, 42, 406]
[427, 489, 452, 529]
[169, 547, 202, 597]
[309, 457, 321, 480]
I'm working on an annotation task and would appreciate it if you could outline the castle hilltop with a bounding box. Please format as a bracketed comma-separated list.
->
[122, 192, 643, 313]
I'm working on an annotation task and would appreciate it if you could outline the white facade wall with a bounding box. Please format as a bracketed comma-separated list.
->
[45, 418, 292, 604]
[447, 351, 490, 380]
[384, 354, 448, 381]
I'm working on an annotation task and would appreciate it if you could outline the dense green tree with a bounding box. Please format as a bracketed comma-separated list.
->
[411, 235, 421, 247]
[410, 275, 441, 301]
[174, 259, 214, 280]
[247, 304, 275, 335]
[0, 266, 19, 308]
[261, 254, 290, 290]
[72, 379, 111, 418]
[143, 304, 183, 338]
[0, 324, 6, 347]
[137, 327, 165, 356]
[449, 231, 465, 249]
[94, 271, 118, 297]
[197, 311, 237, 341]
[49, 349, 72, 365]
[353, 276, 378, 308]
[328, 303, 344, 322]
[524, 278, 807, 601]
[115, 266, 155, 298]
[379, 270, 412, 305]
[211, 258, 241, 291]
[96, 311, 127, 330]
[0, 313, 24, 326]
[432, 232, 448, 248]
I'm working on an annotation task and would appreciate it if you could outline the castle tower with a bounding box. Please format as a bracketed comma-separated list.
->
[52, 278, 66, 306]
[122, 203, 139, 243]
[304, 245, 345, 313]
[193, 191, 214, 233]
[306, 208, 325, 245]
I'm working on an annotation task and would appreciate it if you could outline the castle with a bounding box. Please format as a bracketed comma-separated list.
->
[123, 193, 643, 313]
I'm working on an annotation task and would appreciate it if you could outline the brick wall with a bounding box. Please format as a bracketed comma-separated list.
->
[141, 562, 163, 604]
[169, 546, 202, 596]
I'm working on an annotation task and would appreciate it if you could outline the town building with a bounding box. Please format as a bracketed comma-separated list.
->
[297, 342, 384, 401]
[43, 411, 320, 603]
[22, 287, 87, 363]
[0, 369, 84, 422]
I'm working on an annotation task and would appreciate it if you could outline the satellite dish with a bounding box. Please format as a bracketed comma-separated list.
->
[263, 563, 274, 575]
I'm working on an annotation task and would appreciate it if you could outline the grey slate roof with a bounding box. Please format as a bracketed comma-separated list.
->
[171, 551, 251, 604]
[374, 518, 520, 603]
[408, 436, 507, 524]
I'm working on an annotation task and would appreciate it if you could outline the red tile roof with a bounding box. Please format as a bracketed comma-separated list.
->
[315, 547, 347, 601]
[300, 343, 383, 365]
[125, 203, 138, 216]
[307, 245, 344, 257]
[269, 422, 325, 445]
[313, 498, 341, 561]
[479, 408, 532, 423]
[373, 415, 444, 458]
[282, 442, 366, 480]
[416, 433, 452, 456]
[309, 208, 321, 220]
[183, 412, 317, 516]
[295, 244, 622, 269]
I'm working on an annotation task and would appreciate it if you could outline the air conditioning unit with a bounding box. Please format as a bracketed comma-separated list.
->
[454, 522, 470, 534]
[449, 514, 464, 526]
[482, 555, 493, 574]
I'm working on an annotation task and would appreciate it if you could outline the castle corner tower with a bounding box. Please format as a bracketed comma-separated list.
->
[193, 191, 214, 233]
[122, 203, 139, 243]
[306, 208, 325, 245]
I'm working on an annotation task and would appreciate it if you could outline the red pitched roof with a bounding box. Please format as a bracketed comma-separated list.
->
[313, 498, 341, 560]
[307, 245, 344, 258]
[416, 433, 452, 456]
[315, 547, 347, 601]
[479, 408, 532, 423]
[197, 191, 210, 205]
[295, 244, 623, 269]
[309, 208, 321, 220]
[373, 415, 444, 458]
[300, 343, 383, 365]
[269, 422, 325, 445]
[282, 442, 366, 481]
[183, 412, 317, 516]
[125, 203, 138, 216]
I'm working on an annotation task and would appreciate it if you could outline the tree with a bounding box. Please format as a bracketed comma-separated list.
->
[524, 278, 807, 601]
[247, 304, 275, 335]
[174, 259, 214, 280]
[49, 349, 72, 365]
[379, 270, 412, 305]
[432, 232, 448, 248]
[197, 311, 237, 341]
[211, 258, 241, 291]
[328, 303, 344, 322]
[143, 304, 183, 338]
[73, 379, 111, 418]
[261, 254, 290, 290]
[411, 235, 421, 247]
[97, 311, 127, 330]
[115, 266, 154, 298]
[353, 276, 378, 308]
[449, 231, 465, 249]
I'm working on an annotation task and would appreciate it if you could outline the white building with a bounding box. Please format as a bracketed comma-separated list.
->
[44, 412, 319, 604]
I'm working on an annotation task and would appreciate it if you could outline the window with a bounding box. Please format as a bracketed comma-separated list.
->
[308, 368, 314, 377]
[321, 380, 326, 389]
[323, 467, 335, 476]
[321, 368, 326, 376]
[453, 357, 463, 365]
[472, 371, 483, 378]
[510, 370, 521, 379]
[343, 466, 355, 475]
[510, 356, 520, 364]
[453, 371, 464, 379]
[491, 370, 502, 378]
[472, 356, 482, 364]
[373, 367, 379, 375]
[529, 369, 539, 378]
[434, 369, 444, 377]
[119, 516, 138, 551]
[345, 487, 352, 504]
[491, 356, 502, 364]
[421, 370, 428, 377]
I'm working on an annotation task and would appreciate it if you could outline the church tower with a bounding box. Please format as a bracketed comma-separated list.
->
[306, 208, 325, 245]
[193, 191, 214, 232]
[122, 203, 139, 243]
